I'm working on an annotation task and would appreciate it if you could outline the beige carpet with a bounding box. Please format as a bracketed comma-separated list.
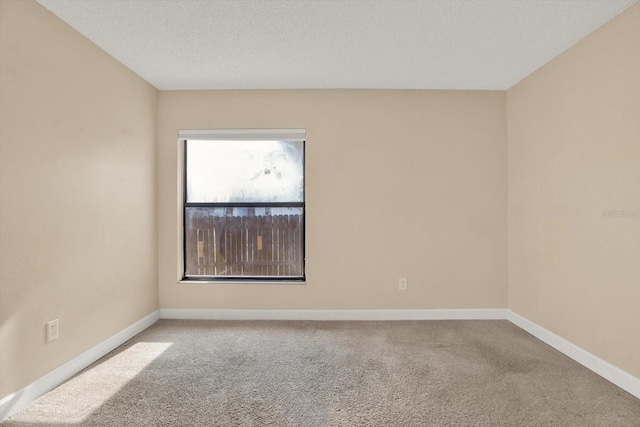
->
[3, 320, 639, 426]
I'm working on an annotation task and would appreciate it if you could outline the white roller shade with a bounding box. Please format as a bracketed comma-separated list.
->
[179, 129, 306, 141]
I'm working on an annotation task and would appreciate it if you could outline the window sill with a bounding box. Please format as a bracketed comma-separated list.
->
[179, 280, 306, 285]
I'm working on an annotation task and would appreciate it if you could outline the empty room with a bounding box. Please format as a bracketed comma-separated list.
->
[0, 0, 639, 425]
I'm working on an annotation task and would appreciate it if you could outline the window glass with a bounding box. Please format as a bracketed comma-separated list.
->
[183, 137, 305, 281]
[186, 140, 304, 203]
[185, 207, 303, 278]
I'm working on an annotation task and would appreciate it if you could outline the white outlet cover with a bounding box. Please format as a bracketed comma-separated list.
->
[46, 319, 59, 342]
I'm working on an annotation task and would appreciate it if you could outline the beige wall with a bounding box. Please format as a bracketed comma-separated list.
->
[507, 2, 640, 377]
[158, 90, 507, 310]
[0, 0, 159, 399]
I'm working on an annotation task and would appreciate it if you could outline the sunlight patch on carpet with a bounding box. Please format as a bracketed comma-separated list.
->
[16, 342, 172, 424]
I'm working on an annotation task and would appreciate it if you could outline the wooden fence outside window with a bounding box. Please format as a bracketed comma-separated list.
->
[185, 213, 303, 277]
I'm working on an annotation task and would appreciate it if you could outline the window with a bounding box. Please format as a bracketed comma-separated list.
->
[182, 130, 305, 281]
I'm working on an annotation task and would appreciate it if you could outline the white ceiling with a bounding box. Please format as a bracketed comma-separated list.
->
[37, 0, 637, 91]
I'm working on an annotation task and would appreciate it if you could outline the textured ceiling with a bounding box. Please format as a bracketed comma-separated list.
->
[36, 0, 637, 90]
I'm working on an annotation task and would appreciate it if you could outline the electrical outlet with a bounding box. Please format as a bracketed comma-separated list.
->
[46, 319, 59, 342]
[398, 278, 408, 291]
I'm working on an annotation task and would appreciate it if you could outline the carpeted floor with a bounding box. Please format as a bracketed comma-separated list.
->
[3, 320, 639, 426]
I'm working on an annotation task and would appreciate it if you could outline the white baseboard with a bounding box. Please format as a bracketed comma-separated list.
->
[506, 310, 640, 400]
[159, 308, 508, 321]
[0, 310, 160, 421]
